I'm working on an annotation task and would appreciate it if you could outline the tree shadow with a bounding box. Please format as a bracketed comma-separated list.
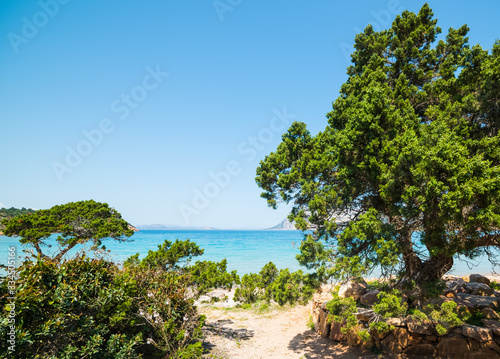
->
[287, 329, 386, 359]
[202, 318, 254, 353]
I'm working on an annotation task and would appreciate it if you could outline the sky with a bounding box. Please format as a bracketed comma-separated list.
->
[1, 0, 499, 229]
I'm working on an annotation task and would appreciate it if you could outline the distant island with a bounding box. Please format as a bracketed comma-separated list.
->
[267, 218, 297, 230]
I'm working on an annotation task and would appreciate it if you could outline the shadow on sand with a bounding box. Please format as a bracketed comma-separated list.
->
[202, 318, 254, 353]
[287, 329, 385, 358]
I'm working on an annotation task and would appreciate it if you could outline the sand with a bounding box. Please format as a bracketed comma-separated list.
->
[197, 289, 384, 359]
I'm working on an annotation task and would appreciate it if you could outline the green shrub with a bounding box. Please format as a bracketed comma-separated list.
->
[325, 294, 358, 334]
[234, 273, 262, 304]
[0, 255, 204, 359]
[188, 259, 239, 296]
[372, 290, 408, 319]
[234, 263, 318, 306]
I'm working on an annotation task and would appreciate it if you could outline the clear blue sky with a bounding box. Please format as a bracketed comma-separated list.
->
[1, 1, 499, 229]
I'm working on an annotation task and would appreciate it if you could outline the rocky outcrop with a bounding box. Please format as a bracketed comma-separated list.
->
[470, 274, 491, 285]
[312, 277, 500, 358]
[338, 279, 367, 301]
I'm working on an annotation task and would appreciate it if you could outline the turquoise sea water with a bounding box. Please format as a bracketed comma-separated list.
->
[1, 230, 498, 276]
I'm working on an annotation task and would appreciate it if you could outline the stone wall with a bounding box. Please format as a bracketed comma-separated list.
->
[311, 275, 500, 358]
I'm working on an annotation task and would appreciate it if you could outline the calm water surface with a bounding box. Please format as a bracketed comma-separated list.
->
[1, 230, 498, 276]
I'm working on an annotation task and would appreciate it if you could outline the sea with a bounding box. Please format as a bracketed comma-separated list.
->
[1, 230, 499, 277]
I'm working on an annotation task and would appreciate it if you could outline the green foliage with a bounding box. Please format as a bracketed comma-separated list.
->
[460, 308, 486, 326]
[126, 239, 204, 270]
[0, 206, 35, 227]
[490, 281, 500, 290]
[325, 294, 358, 334]
[188, 259, 239, 296]
[372, 290, 408, 319]
[357, 329, 371, 342]
[256, 4, 500, 287]
[1, 200, 133, 262]
[234, 273, 262, 304]
[0, 256, 204, 359]
[234, 262, 318, 306]
[369, 321, 393, 334]
[307, 314, 315, 331]
[125, 239, 239, 298]
[259, 261, 278, 286]
[409, 301, 464, 334]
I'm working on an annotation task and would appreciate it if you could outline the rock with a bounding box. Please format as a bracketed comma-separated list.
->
[338, 278, 367, 301]
[355, 309, 375, 322]
[381, 333, 403, 354]
[482, 319, 500, 336]
[470, 274, 491, 285]
[406, 318, 433, 335]
[466, 282, 495, 296]
[312, 308, 321, 332]
[318, 309, 330, 338]
[393, 327, 411, 348]
[386, 317, 405, 327]
[455, 293, 500, 309]
[360, 290, 380, 306]
[468, 338, 481, 350]
[443, 289, 456, 298]
[482, 308, 500, 319]
[446, 277, 467, 292]
[462, 324, 493, 343]
[329, 320, 345, 341]
[485, 340, 500, 354]
[436, 335, 470, 357]
[425, 335, 438, 342]
[346, 328, 362, 347]
[404, 343, 437, 357]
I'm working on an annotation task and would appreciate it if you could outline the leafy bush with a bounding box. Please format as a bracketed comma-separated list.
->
[234, 273, 262, 304]
[325, 294, 358, 334]
[188, 259, 239, 296]
[234, 262, 318, 306]
[372, 290, 408, 319]
[125, 239, 239, 298]
[0, 255, 204, 359]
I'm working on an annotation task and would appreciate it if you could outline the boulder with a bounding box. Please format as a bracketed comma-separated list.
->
[404, 343, 437, 357]
[465, 282, 494, 296]
[346, 328, 363, 347]
[406, 318, 433, 335]
[381, 333, 403, 354]
[482, 308, 500, 320]
[355, 309, 375, 322]
[386, 317, 405, 327]
[470, 274, 491, 285]
[455, 293, 500, 309]
[318, 309, 330, 338]
[462, 324, 493, 343]
[329, 320, 345, 341]
[338, 279, 367, 301]
[446, 277, 467, 292]
[393, 327, 412, 348]
[312, 308, 321, 332]
[436, 335, 470, 357]
[360, 290, 380, 306]
[482, 319, 500, 336]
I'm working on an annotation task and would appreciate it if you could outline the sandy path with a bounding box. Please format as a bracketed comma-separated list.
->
[199, 303, 384, 359]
